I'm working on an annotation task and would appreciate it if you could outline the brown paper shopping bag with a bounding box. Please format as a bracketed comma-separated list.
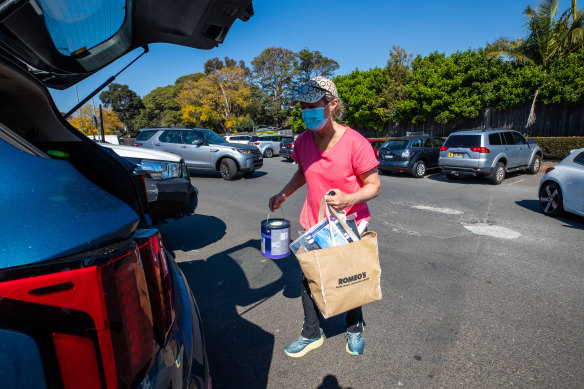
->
[295, 199, 382, 318]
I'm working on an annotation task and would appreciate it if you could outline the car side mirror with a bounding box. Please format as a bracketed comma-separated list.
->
[192, 139, 204, 146]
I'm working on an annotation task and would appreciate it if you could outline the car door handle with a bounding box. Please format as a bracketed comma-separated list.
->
[154, 143, 160, 146]
[210, 149, 219, 152]
[504, 148, 509, 150]
[181, 146, 187, 148]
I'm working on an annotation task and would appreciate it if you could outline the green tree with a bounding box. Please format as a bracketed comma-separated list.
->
[251, 47, 298, 127]
[486, 0, 584, 126]
[384, 45, 413, 120]
[133, 85, 184, 129]
[175, 73, 205, 85]
[334, 68, 390, 132]
[99, 83, 144, 136]
[295, 49, 339, 82]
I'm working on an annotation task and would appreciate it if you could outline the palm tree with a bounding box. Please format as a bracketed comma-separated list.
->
[486, 0, 584, 127]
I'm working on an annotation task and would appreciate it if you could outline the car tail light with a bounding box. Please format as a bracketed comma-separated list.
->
[135, 230, 175, 345]
[287, 144, 293, 148]
[253, 142, 260, 145]
[134, 143, 142, 147]
[440, 146, 449, 151]
[470, 147, 490, 153]
[0, 238, 165, 388]
[545, 167, 555, 174]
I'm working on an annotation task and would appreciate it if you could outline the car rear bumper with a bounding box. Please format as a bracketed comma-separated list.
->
[441, 165, 493, 176]
[378, 160, 410, 172]
[145, 177, 198, 223]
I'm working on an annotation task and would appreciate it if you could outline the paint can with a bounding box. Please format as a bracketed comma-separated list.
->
[261, 211, 291, 259]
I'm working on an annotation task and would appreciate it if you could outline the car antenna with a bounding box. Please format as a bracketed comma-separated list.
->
[64, 45, 149, 119]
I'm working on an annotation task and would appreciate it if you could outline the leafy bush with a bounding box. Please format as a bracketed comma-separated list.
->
[529, 137, 584, 160]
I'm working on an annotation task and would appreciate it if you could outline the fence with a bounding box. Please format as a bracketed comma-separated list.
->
[356, 103, 584, 138]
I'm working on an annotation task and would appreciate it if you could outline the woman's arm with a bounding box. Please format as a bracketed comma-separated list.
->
[269, 163, 306, 211]
[325, 167, 381, 210]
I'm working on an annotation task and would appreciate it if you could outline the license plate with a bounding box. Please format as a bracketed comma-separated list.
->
[385, 155, 394, 159]
[449, 152, 464, 158]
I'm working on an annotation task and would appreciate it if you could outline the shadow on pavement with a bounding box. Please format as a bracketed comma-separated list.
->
[158, 214, 226, 252]
[317, 375, 354, 389]
[516, 200, 584, 230]
[178, 240, 301, 388]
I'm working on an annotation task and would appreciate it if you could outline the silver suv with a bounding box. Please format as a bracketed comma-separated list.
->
[439, 129, 543, 185]
[249, 134, 293, 157]
[135, 127, 263, 180]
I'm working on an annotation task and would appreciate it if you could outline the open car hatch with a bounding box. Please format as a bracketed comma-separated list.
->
[0, 0, 254, 89]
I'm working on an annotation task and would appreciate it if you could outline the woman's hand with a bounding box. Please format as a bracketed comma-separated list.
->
[269, 192, 287, 212]
[325, 189, 354, 211]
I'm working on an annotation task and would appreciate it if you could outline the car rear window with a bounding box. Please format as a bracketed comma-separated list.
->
[382, 140, 410, 150]
[444, 135, 481, 148]
[282, 138, 294, 145]
[136, 130, 158, 141]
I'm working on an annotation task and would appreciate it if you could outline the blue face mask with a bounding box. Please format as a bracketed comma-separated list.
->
[302, 102, 331, 131]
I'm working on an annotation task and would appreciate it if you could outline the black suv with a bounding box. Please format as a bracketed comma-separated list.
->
[377, 136, 445, 178]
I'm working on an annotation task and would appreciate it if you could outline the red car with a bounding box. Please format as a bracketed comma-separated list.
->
[368, 139, 386, 158]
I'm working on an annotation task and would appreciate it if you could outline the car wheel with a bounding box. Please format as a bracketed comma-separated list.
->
[528, 155, 542, 174]
[219, 158, 238, 180]
[488, 162, 505, 185]
[264, 148, 273, 158]
[539, 181, 564, 216]
[412, 160, 426, 178]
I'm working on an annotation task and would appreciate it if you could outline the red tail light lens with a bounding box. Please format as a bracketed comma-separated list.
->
[253, 142, 260, 145]
[470, 147, 490, 153]
[135, 230, 175, 345]
[53, 333, 103, 389]
[134, 143, 142, 147]
[440, 146, 449, 151]
[0, 241, 158, 388]
[545, 167, 555, 174]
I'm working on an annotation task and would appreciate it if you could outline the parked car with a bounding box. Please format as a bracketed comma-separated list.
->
[538, 148, 584, 217]
[368, 138, 386, 158]
[0, 0, 253, 388]
[279, 136, 295, 161]
[225, 134, 253, 144]
[100, 143, 198, 224]
[136, 127, 263, 180]
[377, 136, 444, 178]
[439, 129, 543, 185]
[249, 134, 293, 157]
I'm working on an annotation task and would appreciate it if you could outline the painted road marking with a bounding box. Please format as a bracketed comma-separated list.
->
[412, 205, 463, 215]
[462, 223, 521, 239]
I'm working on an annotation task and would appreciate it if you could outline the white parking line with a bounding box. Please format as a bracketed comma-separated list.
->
[505, 178, 526, 186]
[412, 205, 463, 215]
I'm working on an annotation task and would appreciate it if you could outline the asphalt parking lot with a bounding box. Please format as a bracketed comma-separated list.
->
[160, 157, 584, 389]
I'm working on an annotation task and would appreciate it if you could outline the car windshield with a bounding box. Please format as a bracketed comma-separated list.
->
[38, 0, 127, 56]
[195, 129, 227, 144]
[444, 135, 481, 148]
[382, 140, 409, 150]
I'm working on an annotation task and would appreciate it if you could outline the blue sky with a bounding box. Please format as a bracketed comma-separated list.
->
[50, 0, 572, 113]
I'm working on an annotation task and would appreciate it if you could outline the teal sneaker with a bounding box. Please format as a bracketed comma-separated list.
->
[284, 330, 324, 358]
[346, 331, 364, 355]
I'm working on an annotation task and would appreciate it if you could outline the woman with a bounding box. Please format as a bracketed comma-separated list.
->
[269, 76, 381, 357]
